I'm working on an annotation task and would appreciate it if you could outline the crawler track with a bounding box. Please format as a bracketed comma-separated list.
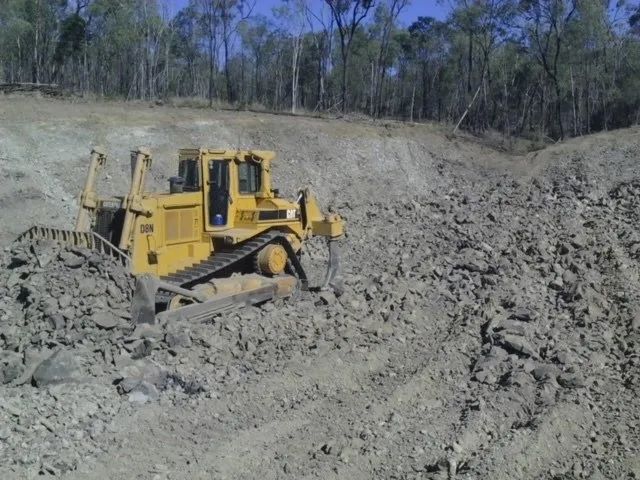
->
[157, 230, 308, 303]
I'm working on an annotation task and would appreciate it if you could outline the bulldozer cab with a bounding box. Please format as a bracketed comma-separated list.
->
[177, 149, 276, 232]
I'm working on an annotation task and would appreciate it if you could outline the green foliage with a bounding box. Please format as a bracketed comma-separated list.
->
[54, 14, 86, 63]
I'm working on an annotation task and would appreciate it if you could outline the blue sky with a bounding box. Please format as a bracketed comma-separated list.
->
[167, 0, 450, 25]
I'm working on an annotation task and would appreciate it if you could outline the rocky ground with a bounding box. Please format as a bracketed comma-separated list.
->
[0, 96, 639, 479]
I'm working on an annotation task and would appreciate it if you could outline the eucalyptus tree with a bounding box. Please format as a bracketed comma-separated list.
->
[324, 0, 375, 111]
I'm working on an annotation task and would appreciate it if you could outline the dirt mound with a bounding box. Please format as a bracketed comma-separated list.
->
[0, 98, 639, 479]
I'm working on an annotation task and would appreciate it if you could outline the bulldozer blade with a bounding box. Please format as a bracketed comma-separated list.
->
[131, 274, 207, 324]
[157, 274, 297, 324]
[322, 238, 344, 295]
[157, 285, 276, 323]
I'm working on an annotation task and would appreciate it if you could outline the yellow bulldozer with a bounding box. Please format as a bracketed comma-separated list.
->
[17, 147, 344, 323]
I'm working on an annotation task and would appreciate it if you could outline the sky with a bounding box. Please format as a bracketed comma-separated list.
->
[167, 0, 450, 25]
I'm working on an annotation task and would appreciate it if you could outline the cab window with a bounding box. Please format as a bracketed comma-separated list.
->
[238, 161, 261, 194]
[209, 160, 229, 225]
[178, 159, 200, 191]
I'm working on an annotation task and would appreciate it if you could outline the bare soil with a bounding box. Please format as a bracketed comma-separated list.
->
[0, 96, 638, 479]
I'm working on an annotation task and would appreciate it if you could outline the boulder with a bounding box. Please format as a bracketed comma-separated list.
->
[498, 333, 538, 358]
[32, 349, 81, 387]
[92, 311, 120, 330]
[59, 251, 85, 268]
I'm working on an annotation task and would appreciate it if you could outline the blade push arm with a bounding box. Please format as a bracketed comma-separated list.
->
[119, 148, 153, 251]
[75, 146, 107, 232]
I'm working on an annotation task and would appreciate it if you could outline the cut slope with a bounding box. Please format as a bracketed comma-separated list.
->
[0, 96, 509, 245]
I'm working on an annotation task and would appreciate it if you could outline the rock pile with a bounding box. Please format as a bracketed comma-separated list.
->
[1, 240, 132, 385]
[0, 156, 638, 478]
[395, 170, 639, 479]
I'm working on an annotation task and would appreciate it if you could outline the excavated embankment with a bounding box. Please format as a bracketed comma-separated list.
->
[0, 98, 638, 479]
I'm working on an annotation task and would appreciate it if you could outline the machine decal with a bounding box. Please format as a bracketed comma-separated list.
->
[258, 209, 300, 221]
[239, 211, 257, 222]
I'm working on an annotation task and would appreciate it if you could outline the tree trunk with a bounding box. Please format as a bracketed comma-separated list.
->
[33, 0, 40, 84]
[208, 38, 215, 108]
[570, 66, 577, 136]
[291, 35, 302, 113]
[467, 29, 473, 93]
[410, 82, 416, 122]
[555, 81, 564, 139]
[224, 35, 232, 103]
[369, 61, 374, 116]
[341, 50, 348, 112]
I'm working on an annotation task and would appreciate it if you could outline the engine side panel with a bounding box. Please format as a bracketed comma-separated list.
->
[129, 192, 212, 277]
